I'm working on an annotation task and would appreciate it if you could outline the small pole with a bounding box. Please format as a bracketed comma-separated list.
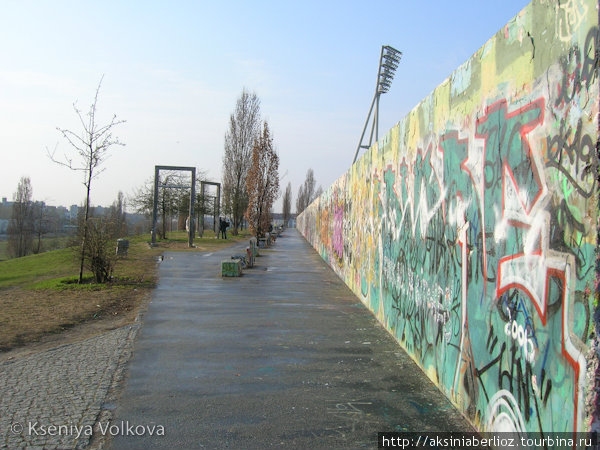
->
[151, 166, 159, 245]
[189, 168, 196, 247]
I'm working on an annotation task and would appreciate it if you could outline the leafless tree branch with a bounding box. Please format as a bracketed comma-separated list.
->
[47, 75, 126, 283]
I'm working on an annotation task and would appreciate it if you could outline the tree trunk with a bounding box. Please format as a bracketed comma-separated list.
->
[79, 153, 93, 284]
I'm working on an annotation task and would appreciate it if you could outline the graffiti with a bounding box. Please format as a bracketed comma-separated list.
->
[298, 0, 598, 438]
[554, 27, 598, 107]
[485, 390, 526, 434]
[546, 117, 597, 199]
[332, 197, 344, 264]
[504, 319, 536, 364]
[556, 0, 590, 43]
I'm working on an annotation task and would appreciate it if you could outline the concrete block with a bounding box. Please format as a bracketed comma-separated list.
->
[249, 237, 259, 256]
[232, 255, 247, 269]
[221, 259, 242, 277]
[246, 247, 254, 268]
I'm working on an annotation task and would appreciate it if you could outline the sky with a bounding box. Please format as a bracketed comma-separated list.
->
[0, 0, 531, 213]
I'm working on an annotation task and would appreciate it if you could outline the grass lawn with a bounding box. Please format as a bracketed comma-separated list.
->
[0, 235, 71, 261]
[0, 229, 251, 351]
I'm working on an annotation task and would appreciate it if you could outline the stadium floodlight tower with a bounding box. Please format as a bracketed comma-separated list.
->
[352, 45, 402, 164]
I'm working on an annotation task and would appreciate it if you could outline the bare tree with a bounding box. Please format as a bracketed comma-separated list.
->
[67, 190, 129, 283]
[73, 211, 117, 283]
[222, 89, 261, 235]
[33, 201, 51, 254]
[48, 76, 125, 283]
[295, 184, 305, 215]
[7, 176, 34, 258]
[108, 191, 127, 238]
[245, 121, 279, 238]
[282, 182, 292, 227]
[314, 185, 324, 199]
[303, 168, 316, 204]
[130, 173, 179, 239]
[128, 178, 154, 216]
[129, 169, 207, 238]
[296, 168, 321, 214]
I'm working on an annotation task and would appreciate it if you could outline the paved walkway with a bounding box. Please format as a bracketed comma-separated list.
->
[109, 229, 474, 449]
[0, 325, 138, 449]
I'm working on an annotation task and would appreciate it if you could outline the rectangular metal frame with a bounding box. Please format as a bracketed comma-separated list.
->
[151, 165, 196, 247]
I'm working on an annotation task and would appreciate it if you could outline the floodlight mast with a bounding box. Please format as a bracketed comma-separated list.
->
[352, 45, 402, 164]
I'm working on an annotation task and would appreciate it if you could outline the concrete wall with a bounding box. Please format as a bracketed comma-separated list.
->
[298, 0, 600, 435]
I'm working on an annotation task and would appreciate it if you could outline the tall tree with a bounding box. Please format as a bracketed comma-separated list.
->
[295, 184, 305, 215]
[33, 201, 50, 254]
[7, 176, 34, 258]
[222, 89, 261, 235]
[245, 121, 279, 238]
[314, 185, 324, 200]
[282, 182, 292, 227]
[296, 168, 321, 214]
[303, 168, 316, 206]
[48, 77, 125, 283]
[108, 191, 127, 238]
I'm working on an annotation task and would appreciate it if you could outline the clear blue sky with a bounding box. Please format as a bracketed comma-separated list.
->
[0, 0, 530, 212]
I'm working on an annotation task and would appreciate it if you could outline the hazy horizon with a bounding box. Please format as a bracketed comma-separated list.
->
[2, 1, 530, 213]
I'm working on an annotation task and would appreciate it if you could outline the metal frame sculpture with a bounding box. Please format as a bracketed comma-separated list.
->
[198, 181, 221, 236]
[151, 165, 196, 247]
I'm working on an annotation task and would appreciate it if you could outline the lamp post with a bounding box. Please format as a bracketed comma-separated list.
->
[353, 45, 402, 164]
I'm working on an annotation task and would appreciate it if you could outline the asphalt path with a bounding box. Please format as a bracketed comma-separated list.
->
[109, 228, 474, 449]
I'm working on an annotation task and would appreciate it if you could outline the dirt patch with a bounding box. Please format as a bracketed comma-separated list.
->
[0, 286, 152, 362]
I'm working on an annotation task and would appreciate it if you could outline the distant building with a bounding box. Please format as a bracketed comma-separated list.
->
[0, 198, 12, 220]
[69, 205, 78, 220]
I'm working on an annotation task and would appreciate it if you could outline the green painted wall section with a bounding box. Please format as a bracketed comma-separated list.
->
[298, 0, 600, 435]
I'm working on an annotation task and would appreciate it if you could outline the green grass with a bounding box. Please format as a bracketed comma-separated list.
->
[0, 230, 253, 290]
[0, 235, 71, 261]
[0, 234, 151, 290]
[0, 247, 78, 289]
[31, 276, 106, 291]
[30, 274, 156, 291]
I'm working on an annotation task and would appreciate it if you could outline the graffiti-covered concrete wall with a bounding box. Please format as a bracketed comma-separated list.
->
[298, 0, 600, 435]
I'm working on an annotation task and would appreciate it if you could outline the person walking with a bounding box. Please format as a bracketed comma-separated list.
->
[219, 217, 229, 239]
